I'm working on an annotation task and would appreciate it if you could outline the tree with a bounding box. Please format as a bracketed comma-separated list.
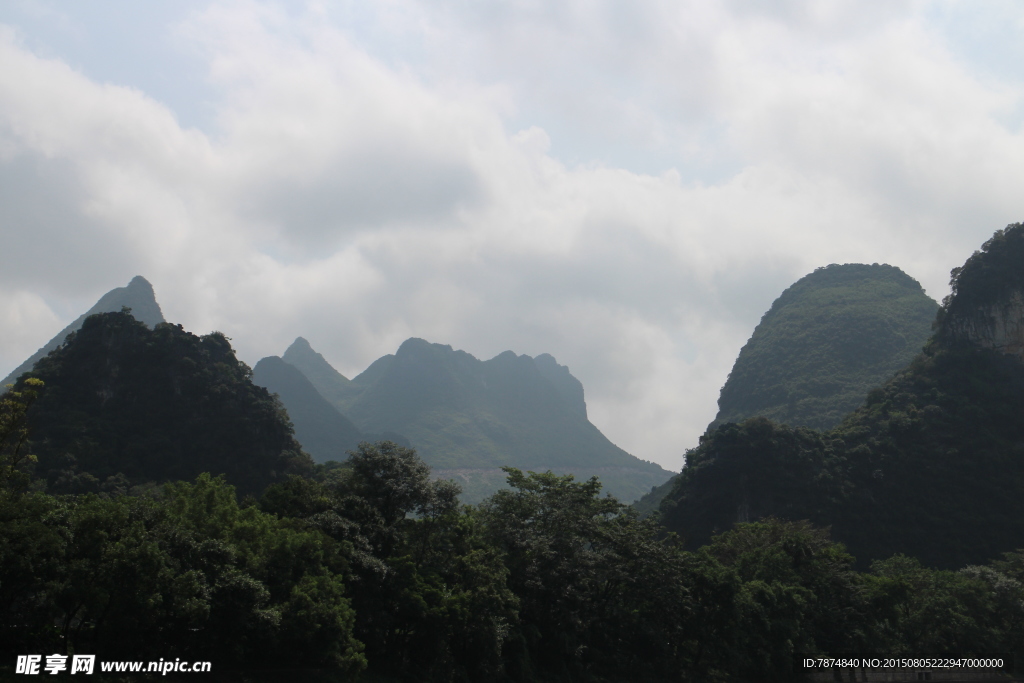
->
[261, 442, 516, 680]
[702, 519, 871, 681]
[866, 554, 1021, 656]
[0, 377, 42, 489]
[481, 468, 712, 681]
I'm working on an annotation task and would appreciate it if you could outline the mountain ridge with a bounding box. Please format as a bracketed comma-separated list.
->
[252, 355, 366, 463]
[281, 336, 670, 502]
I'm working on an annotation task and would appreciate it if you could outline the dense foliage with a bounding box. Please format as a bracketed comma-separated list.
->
[16, 311, 311, 496]
[2, 370, 1022, 679]
[636, 263, 937, 519]
[940, 222, 1024, 321]
[5, 226, 1024, 680]
[663, 225, 1024, 570]
[3, 441, 1021, 681]
[714, 263, 937, 432]
[665, 342, 1024, 569]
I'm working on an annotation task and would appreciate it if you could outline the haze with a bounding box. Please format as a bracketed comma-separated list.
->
[1, 0, 1023, 471]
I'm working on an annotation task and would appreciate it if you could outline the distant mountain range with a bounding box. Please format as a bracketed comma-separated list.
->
[252, 356, 366, 459]
[4, 276, 671, 503]
[258, 336, 671, 503]
[1, 276, 165, 389]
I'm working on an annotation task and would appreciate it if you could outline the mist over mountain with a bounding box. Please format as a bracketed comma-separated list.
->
[281, 336, 354, 408]
[661, 224, 1024, 568]
[252, 355, 366, 463]
[284, 337, 671, 502]
[2, 274, 660, 502]
[1, 276, 164, 389]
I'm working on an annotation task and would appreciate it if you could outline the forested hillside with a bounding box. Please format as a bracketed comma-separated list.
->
[635, 263, 936, 517]
[2, 434, 1021, 681]
[662, 224, 1024, 569]
[3, 229, 1024, 680]
[15, 311, 310, 496]
[1, 276, 165, 389]
[713, 263, 937, 431]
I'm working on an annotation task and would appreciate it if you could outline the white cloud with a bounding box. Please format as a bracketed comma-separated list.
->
[1, 1, 1023, 470]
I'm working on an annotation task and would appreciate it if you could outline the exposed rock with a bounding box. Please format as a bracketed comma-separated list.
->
[943, 289, 1024, 361]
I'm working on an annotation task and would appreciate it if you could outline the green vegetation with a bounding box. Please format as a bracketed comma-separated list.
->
[3, 339, 1023, 679]
[6, 227, 1024, 680]
[637, 263, 936, 518]
[662, 224, 1024, 570]
[3, 437, 1020, 680]
[941, 223, 1024, 321]
[1, 275, 165, 390]
[16, 311, 311, 497]
[714, 263, 937, 431]
[0, 377, 43, 489]
[0, 472, 365, 673]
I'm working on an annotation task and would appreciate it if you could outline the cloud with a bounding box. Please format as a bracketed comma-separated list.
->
[1, 1, 1023, 470]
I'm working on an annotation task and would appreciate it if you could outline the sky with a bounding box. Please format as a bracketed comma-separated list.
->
[1, 0, 1022, 472]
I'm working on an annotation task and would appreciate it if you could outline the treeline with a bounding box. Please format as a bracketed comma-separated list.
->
[2, 388, 1022, 681]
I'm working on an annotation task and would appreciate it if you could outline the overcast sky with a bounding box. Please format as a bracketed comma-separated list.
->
[1, 0, 1022, 471]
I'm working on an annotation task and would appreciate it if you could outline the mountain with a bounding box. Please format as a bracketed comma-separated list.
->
[660, 224, 1024, 568]
[17, 311, 310, 496]
[1, 276, 165, 389]
[283, 337, 671, 502]
[713, 263, 938, 431]
[252, 356, 366, 463]
[635, 263, 937, 516]
[281, 337, 354, 408]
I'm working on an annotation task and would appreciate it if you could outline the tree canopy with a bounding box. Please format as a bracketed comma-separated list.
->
[16, 311, 311, 496]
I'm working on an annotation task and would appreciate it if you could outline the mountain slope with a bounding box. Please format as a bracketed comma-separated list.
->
[17, 311, 310, 496]
[281, 337, 355, 408]
[660, 224, 1024, 568]
[252, 356, 365, 463]
[636, 263, 937, 516]
[287, 337, 671, 502]
[2, 276, 165, 389]
[713, 263, 938, 431]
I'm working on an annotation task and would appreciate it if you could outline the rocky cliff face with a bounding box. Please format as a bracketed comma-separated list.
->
[943, 289, 1024, 361]
[937, 223, 1024, 362]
